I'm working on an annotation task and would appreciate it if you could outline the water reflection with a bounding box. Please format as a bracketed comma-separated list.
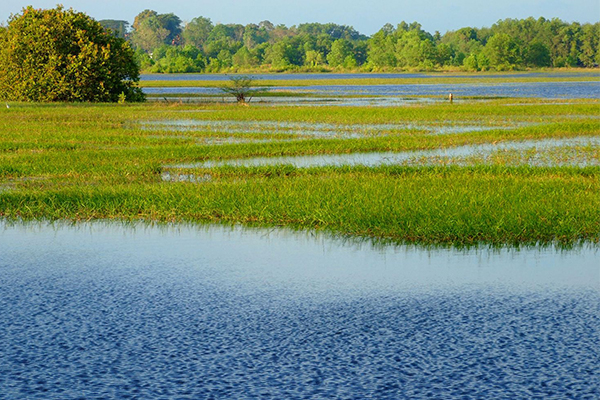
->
[1, 220, 598, 399]
[143, 81, 600, 100]
[140, 72, 600, 81]
[296, 81, 600, 99]
[142, 119, 521, 139]
[144, 92, 443, 107]
[167, 136, 600, 169]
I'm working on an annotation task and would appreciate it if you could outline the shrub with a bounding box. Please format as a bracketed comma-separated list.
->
[0, 6, 144, 102]
[220, 75, 265, 103]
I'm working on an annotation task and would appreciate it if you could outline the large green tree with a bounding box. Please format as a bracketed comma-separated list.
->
[182, 16, 214, 48]
[131, 10, 182, 51]
[98, 19, 129, 38]
[0, 6, 144, 102]
[484, 33, 522, 70]
[327, 39, 355, 67]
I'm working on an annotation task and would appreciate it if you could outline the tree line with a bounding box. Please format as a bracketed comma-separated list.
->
[99, 11, 599, 73]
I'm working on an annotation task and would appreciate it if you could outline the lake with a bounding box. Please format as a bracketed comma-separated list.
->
[1, 220, 598, 399]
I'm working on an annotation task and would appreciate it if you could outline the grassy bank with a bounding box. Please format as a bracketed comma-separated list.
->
[139, 74, 600, 88]
[1, 99, 598, 245]
[140, 70, 600, 88]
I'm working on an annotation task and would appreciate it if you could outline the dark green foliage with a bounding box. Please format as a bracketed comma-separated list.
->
[157, 14, 182, 44]
[296, 23, 366, 41]
[181, 17, 213, 48]
[242, 24, 269, 49]
[484, 33, 522, 70]
[0, 6, 144, 102]
[145, 45, 205, 73]
[523, 42, 552, 67]
[327, 39, 355, 68]
[98, 20, 129, 38]
[130, 10, 182, 51]
[121, 10, 598, 72]
[264, 39, 303, 69]
[444, 17, 600, 70]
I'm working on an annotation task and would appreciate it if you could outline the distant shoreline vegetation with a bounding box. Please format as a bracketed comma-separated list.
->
[98, 12, 599, 73]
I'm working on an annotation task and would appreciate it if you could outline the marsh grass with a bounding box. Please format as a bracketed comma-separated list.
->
[1, 99, 598, 245]
[139, 73, 600, 88]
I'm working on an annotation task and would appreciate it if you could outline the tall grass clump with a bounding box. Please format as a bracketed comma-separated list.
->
[1, 100, 598, 246]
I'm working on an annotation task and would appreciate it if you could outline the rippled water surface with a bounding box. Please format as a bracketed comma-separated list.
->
[1, 221, 598, 399]
[143, 81, 600, 100]
[140, 72, 600, 81]
[292, 81, 600, 99]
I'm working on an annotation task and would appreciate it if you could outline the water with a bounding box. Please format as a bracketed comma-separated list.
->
[0, 220, 598, 399]
[167, 136, 600, 169]
[140, 72, 600, 81]
[142, 76, 600, 100]
[143, 81, 600, 100]
[148, 95, 444, 107]
[142, 119, 519, 139]
[289, 82, 600, 99]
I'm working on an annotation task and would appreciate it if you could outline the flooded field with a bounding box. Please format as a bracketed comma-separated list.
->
[2, 76, 599, 398]
[1, 220, 598, 399]
[287, 81, 600, 99]
[144, 81, 600, 99]
[141, 72, 600, 107]
[147, 95, 447, 107]
[142, 119, 525, 139]
[163, 137, 600, 173]
[140, 71, 600, 81]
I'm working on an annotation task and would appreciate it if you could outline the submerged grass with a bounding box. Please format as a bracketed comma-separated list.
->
[1, 99, 598, 246]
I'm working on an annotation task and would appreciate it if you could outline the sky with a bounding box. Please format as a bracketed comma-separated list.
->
[1, 0, 598, 35]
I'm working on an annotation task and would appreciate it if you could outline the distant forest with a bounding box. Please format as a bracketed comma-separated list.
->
[98, 11, 600, 73]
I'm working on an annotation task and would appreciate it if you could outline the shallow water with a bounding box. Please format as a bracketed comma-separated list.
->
[168, 136, 600, 169]
[148, 95, 443, 107]
[140, 72, 600, 81]
[294, 81, 600, 99]
[0, 220, 598, 399]
[143, 81, 600, 100]
[143, 119, 517, 139]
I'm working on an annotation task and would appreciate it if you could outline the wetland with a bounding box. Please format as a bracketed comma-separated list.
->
[1, 220, 598, 398]
[1, 71, 599, 398]
[1, 80, 599, 245]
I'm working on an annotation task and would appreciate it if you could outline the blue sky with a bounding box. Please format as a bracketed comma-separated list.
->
[1, 0, 598, 35]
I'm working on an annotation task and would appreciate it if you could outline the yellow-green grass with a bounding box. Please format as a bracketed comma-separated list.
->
[1, 99, 598, 245]
[139, 71, 600, 88]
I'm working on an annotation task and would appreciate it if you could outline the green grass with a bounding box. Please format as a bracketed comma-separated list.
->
[139, 71, 600, 88]
[1, 98, 599, 246]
